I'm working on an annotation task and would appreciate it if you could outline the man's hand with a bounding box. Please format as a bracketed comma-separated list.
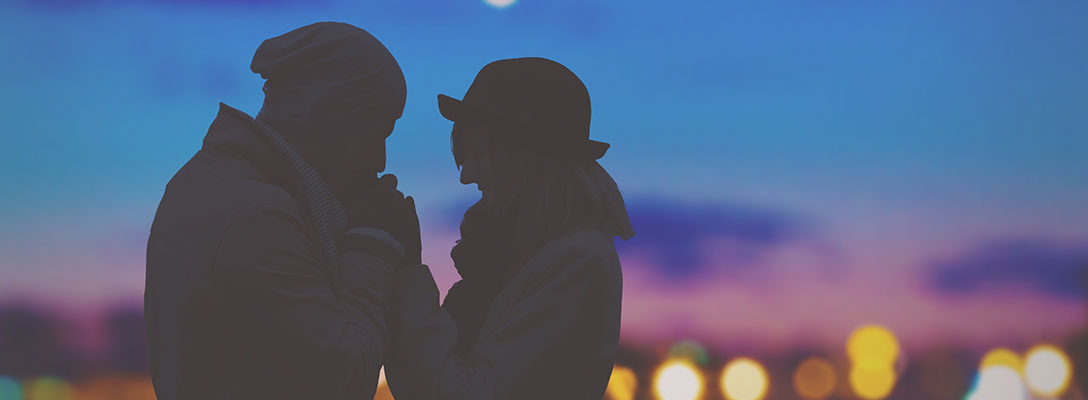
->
[359, 174, 422, 265]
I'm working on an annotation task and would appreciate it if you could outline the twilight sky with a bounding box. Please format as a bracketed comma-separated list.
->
[1, 0, 1086, 355]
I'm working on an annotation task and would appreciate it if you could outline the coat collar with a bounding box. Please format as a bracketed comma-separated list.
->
[201, 102, 349, 271]
[201, 103, 305, 200]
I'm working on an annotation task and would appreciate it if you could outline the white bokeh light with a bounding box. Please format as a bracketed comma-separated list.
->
[654, 360, 703, 400]
[721, 358, 769, 400]
[966, 365, 1027, 400]
[1024, 345, 1073, 397]
[484, 0, 516, 9]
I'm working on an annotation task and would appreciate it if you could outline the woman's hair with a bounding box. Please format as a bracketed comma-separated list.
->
[453, 124, 635, 254]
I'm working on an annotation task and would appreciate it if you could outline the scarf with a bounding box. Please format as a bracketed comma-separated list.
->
[227, 106, 348, 273]
[442, 203, 521, 356]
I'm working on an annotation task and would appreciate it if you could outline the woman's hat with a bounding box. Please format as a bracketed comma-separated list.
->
[438, 57, 609, 160]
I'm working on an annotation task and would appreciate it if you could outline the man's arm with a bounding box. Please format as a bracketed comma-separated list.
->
[210, 205, 396, 399]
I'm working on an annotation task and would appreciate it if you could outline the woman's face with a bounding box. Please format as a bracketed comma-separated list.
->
[455, 123, 494, 203]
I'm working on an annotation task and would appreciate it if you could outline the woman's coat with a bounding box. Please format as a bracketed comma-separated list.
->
[386, 229, 623, 400]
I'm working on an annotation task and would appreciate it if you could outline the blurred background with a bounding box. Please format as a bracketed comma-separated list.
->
[2, 0, 1087, 399]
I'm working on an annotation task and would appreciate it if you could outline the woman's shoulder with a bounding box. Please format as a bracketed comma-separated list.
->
[527, 229, 621, 279]
[542, 228, 614, 254]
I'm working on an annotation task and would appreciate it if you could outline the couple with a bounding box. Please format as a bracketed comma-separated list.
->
[144, 22, 633, 400]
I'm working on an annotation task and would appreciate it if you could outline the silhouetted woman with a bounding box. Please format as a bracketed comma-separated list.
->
[385, 57, 634, 399]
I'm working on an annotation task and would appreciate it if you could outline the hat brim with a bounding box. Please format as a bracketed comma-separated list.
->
[586, 140, 610, 160]
[439, 93, 610, 160]
[437, 94, 461, 121]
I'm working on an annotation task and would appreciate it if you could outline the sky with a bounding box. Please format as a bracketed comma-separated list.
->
[1, 0, 1087, 356]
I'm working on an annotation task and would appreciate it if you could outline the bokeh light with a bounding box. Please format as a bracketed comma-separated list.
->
[0, 376, 22, 400]
[25, 376, 73, 400]
[375, 367, 393, 400]
[484, 0, 516, 9]
[606, 365, 638, 400]
[653, 359, 704, 400]
[720, 357, 768, 400]
[793, 357, 837, 400]
[72, 375, 156, 400]
[846, 325, 900, 399]
[965, 365, 1027, 400]
[1023, 344, 1073, 398]
[980, 348, 1023, 372]
[669, 340, 710, 366]
[846, 325, 900, 369]
[848, 366, 896, 399]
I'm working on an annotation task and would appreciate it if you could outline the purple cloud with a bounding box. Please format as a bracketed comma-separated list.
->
[616, 197, 808, 280]
[929, 238, 1088, 299]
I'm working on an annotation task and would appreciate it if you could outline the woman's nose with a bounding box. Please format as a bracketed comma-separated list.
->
[460, 163, 477, 185]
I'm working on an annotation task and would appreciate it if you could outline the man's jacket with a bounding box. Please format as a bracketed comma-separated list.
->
[145, 103, 394, 400]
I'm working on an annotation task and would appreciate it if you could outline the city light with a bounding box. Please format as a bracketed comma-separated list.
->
[606, 365, 638, 400]
[71, 375, 156, 400]
[720, 357, 768, 400]
[1023, 344, 1073, 398]
[846, 324, 900, 399]
[0, 376, 21, 400]
[375, 367, 393, 400]
[849, 365, 896, 399]
[847, 325, 900, 368]
[793, 357, 837, 400]
[966, 365, 1027, 400]
[669, 340, 710, 366]
[980, 348, 1022, 372]
[24, 377, 73, 400]
[653, 359, 704, 400]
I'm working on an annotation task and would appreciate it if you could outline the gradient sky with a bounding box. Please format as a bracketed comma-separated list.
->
[1, 0, 1087, 355]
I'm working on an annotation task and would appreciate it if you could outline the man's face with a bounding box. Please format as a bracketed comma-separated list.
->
[310, 117, 396, 193]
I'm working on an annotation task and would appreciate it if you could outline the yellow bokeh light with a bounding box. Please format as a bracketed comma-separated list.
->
[966, 365, 1027, 400]
[846, 325, 900, 367]
[25, 377, 73, 400]
[848, 366, 896, 400]
[73, 375, 157, 400]
[720, 358, 769, 400]
[606, 365, 638, 400]
[654, 359, 704, 400]
[793, 357, 838, 400]
[980, 348, 1023, 372]
[1024, 344, 1073, 398]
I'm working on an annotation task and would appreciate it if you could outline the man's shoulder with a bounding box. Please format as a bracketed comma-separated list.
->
[152, 153, 304, 239]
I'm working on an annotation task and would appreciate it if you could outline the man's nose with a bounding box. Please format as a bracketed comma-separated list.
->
[369, 144, 387, 173]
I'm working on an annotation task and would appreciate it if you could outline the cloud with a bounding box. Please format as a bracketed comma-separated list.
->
[440, 196, 810, 280]
[616, 197, 809, 280]
[929, 238, 1088, 299]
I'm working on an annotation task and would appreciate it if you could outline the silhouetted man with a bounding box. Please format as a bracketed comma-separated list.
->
[145, 22, 420, 400]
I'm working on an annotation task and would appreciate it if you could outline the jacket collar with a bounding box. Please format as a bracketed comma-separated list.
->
[201, 103, 305, 200]
[202, 102, 350, 271]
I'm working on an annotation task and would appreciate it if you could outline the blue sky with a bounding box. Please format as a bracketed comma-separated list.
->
[1, 0, 1086, 350]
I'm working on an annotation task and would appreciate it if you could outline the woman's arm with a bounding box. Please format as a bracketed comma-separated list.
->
[385, 245, 621, 400]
